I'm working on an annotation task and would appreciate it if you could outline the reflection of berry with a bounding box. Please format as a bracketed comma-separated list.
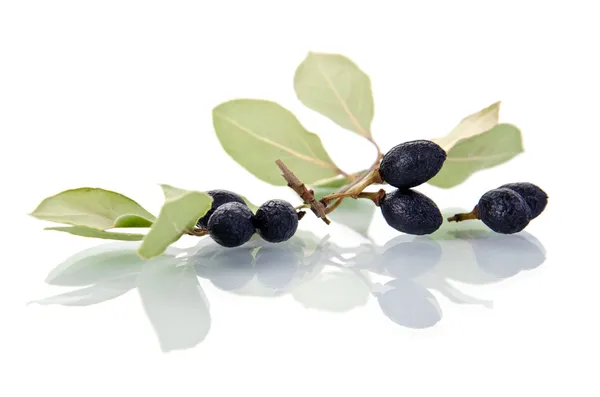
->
[254, 245, 300, 289]
[377, 279, 441, 329]
[380, 189, 443, 235]
[197, 190, 246, 228]
[478, 188, 531, 234]
[381, 237, 442, 278]
[500, 182, 548, 219]
[254, 199, 298, 243]
[207, 202, 255, 247]
[470, 235, 546, 278]
[379, 140, 446, 189]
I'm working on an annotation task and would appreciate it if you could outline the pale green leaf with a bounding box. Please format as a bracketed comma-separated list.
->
[314, 187, 375, 237]
[240, 195, 259, 213]
[138, 185, 213, 259]
[294, 52, 374, 139]
[45, 226, 145, 241]
[432, 101, 501, 151]
[428, 124, 524, 188]
[213, 99, 340, 185]
[30, 188, 155, 229]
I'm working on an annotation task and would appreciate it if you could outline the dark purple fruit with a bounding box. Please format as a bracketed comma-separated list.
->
[196, 189, 246, 228]
[380, 189, 443, 235]
[477, 188, 531, 234]
[253, 199, 298, 243]
[207, 202, 255, 247]
[500, 182, 548, 219]
[379, 140, 447, 189]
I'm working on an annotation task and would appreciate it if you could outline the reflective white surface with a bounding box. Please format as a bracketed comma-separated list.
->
[29, 222, 548, 353]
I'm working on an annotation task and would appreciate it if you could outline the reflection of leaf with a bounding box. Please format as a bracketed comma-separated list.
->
[30, 275, 137, 306]
[213, 99, 340, 186]
[313, 187, 375, 236]
[45, 242, 151, 286]
[138, 185, 212, 259]
[428, 124, 523, 188]
[432, 101, 501, 151]
[137, 263, 211, 353]
[30, 187, 155, 229]
[292, 268, 370, 312]
[45, 226, 145, 241]
[294, 52, 374, 139]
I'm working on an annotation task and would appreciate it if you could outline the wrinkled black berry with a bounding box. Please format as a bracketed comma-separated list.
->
[253, 199, 298, 243]
[379, 140, 447, 189]
[207, 202, 255, 247]
[500, 182, 548, 219]
[196, 189, 246, 228]
[477, 188, 531, 234]
[380, 189, 443, 235]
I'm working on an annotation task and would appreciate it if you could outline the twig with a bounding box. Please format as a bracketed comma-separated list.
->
[275, 160, 331, 225]
[185, 227, 209, 237]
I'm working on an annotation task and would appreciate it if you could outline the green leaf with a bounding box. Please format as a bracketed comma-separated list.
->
[30, 188, 155, 229]
[240, 195, 259, 213]
[428, 124, 524, 188]
[432, 101, 501, 151]
[313, 187, 375, 236]
[294, 52, 374, 139]
[213, 99, 341, 186]
[137, 185, 213, 259]
[45, 226, 145, 241]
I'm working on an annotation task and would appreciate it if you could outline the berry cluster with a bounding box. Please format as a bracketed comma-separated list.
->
[197, 190, 300, 247]
[448, 182, 548, 234]
[377, 140, 447, 235]
[194, 140, 548, 248]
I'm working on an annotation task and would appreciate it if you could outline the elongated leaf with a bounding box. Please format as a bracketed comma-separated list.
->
[138, 185, 213, 259]
[294, 52, 374, 139]
[313, 187, 375, 236]
[292, 268, 371, 312]
[46, 242, 177, 287]
[213, 99, 340, 186]
[45, 226, 145, 241]
[432, 101, 501, 151]
[137, 262, 211, 352]
[29, 275, 137, 306]
[30, 188, 155, 229]
[428, 124, 523, 188]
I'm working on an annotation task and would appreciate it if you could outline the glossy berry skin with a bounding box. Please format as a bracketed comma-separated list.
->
[500, 182, 548, 219]
[380, 189, 443, 235]
[379, 140, 447, 189]
[477, 188, 532, 234]
[207, 202, 255, 247]
[196, 189, 246, 228]
[253, 199, 298, 243]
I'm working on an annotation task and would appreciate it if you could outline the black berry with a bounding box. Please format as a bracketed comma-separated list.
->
[253, 199, 298, 243]
[379, 140, 447, 189]
[196, 189, 246, 228]
[477, 188, 531, 234]
[499, 182, 548, 219]
[207, 202, 255, 247]
[380, 189, 443, 235]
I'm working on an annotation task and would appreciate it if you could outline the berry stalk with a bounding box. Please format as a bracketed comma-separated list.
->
[447, 206, 479, 222]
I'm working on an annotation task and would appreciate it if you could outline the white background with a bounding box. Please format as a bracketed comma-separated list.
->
[1, 1, 599, 396]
